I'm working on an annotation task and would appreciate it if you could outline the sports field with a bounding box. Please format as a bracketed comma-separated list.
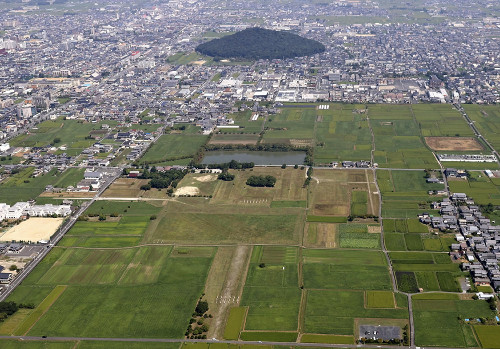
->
[425, 137, 483, 151]
[0, 217, 63, 242]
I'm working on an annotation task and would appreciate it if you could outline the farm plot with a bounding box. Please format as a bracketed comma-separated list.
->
[413, 298, 494, 347]
[304, 290, 408, 335]
[241, 286, 301, 331]
[369, 105, 437, 169]
[218, 110, 265, 134]
[309, 169, 378, 217]
[51, 168, 85, 188]
[381, 194, 438, 219]
[377, 170, 441, 218]
[314, 104, 372, 164]
[150, 203, 302, 245]
[412, 104, 474, 138]
[209, 133, 260, 145]
[365, 291, 395, 308]
[390, 252, 461, 292]
[84, 200, 162, 217]
[10, 119, 112, 155]
[262, 107, 316, 143]
[464, 104, 500, 152]
[0, 167, 68, 204]
[7, 246, 213, 339]
[223, 307, 247, 340]
[302, 249, 391, 290]
[474, 326, 500, 349]
[449, 176, 500, 205]
[338, 224, 380, 249]
[139, 134, 208, 164]
[304, 223, 338, 248]
[102, 178, 151, 198]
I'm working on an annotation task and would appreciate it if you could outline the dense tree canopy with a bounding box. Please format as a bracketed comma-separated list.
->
[196, 27, 325, 60]
[246, 175, 276, 187]
[140, 168, 187, 189]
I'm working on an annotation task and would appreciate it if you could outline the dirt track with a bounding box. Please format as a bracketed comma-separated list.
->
[210, 245, 251, 339]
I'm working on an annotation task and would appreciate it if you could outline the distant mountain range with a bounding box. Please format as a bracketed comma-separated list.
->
[195, 27, 325, 60]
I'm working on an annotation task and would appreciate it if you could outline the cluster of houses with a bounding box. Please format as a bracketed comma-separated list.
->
[335, 160, 371, 168]
[0, 202, 71, 222]
[74, 170, 103, 192]
[419, 193, 500, 291]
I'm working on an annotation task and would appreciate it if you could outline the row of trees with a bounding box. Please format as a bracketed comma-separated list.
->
[191, 160, 255, 170]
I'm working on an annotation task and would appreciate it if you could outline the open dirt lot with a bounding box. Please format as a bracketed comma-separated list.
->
[425, 137, 483, 151]
[175, 186, 200, 196]
[195, 174, 217, 182]
[1, 217, 63, 242]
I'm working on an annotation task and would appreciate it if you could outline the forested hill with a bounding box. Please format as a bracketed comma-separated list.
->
[195, 27, 326, 60]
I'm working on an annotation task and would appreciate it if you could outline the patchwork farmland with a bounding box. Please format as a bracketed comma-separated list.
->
[2, 103, 500, 348]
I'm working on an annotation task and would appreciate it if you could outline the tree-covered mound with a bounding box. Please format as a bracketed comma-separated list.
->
[195, 27, 325, 60]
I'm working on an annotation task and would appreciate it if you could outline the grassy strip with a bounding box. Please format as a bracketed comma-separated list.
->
[223, 307, 247, 340]
[14, 285, 67, 335]
[307, 215, 347, 223]
[240, 331, 298, 342]
[271, 200, 306, 208]
[301, 334, 354, 344]
[474, 326, 500, 349]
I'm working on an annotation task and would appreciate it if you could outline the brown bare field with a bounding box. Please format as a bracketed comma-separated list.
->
[102, 178, 150, 198]
[425, 137, 483, 151]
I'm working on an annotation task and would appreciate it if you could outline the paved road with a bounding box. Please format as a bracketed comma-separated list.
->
[0, 335, 465, 349]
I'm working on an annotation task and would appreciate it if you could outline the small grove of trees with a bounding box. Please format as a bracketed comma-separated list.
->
[246, 175, 276, 187]
[218, 171, 235, 181]
[140, 168, 187, 190]
[0, 301, 18, 322]
[186, 296, 212, 339]
[0, 301, 34, 323]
